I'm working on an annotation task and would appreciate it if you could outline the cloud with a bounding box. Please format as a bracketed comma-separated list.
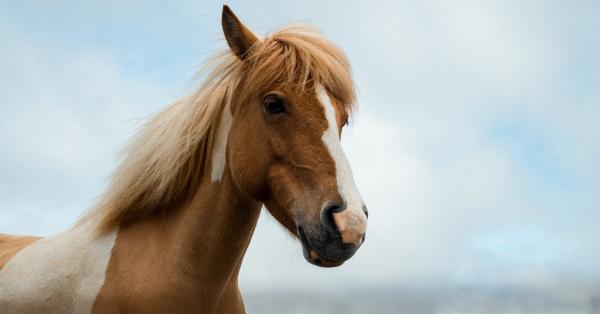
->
[240, 0, 600, 296]
[0, 1, 599, 306]
[0, 17, 175, 234]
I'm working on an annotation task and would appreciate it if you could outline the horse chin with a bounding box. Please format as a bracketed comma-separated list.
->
[301, 245, 345, 268]
[298, 226, 345, 268]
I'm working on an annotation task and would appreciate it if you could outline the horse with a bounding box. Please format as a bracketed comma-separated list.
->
[0, 5, 368, 313]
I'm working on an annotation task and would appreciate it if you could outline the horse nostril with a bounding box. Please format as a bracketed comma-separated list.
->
[362, 204, 369, 219]
[320, 201, 345, 235]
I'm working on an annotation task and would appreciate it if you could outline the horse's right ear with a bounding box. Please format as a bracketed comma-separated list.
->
[221, 5, 259, 60]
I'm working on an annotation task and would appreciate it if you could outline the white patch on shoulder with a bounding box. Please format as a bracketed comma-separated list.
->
[316, 85, 367, 240]
[211, 103, 233, 182]
[0, 222, 117, 313]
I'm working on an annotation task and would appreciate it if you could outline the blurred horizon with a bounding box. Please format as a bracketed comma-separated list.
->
[244, 285, 600, 314]
[1, 1, 599, 313]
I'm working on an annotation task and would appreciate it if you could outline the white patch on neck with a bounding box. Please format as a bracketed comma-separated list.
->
[0, 222, 117, 313]
[211, 103, 233, 182]
[316, 85, 366, 220]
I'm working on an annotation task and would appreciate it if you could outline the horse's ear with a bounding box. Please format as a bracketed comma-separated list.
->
[221, 5, 259, 60]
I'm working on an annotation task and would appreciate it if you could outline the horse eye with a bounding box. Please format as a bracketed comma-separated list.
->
[263, 95, 286, 115]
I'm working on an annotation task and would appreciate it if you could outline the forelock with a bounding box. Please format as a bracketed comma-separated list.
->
[242, 25, 356, 112]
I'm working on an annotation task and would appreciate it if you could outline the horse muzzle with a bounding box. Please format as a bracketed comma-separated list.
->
[297, 217, 366, 268]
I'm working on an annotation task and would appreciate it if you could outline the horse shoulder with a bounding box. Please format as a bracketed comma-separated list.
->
[0, 226, 117, 313]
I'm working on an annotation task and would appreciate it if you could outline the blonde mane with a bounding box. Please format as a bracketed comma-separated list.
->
[83, 25, 356, 232]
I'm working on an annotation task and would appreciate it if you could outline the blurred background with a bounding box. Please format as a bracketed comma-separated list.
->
[1, 1, 599, 313]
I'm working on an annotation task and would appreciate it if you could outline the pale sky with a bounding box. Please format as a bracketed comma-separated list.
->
[1, 0, 599, 306]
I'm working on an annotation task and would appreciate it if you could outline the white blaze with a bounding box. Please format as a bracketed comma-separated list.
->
[0, 222, 117, 313]
[211, 103, 233, 182]
[316, 85, 367, 244]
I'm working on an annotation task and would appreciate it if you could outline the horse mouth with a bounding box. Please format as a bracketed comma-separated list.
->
[297, 226, 344, 268]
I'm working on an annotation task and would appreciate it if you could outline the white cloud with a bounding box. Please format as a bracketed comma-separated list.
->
[0, 21, 174, 234]
[0, 1, 598, 305]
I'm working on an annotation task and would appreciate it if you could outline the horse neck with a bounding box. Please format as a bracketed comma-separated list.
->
[103, 165, 262, 302]
[167, 168, 262, 280]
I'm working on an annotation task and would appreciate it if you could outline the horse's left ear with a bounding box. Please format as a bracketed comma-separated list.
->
[221, 5, 259, 60]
